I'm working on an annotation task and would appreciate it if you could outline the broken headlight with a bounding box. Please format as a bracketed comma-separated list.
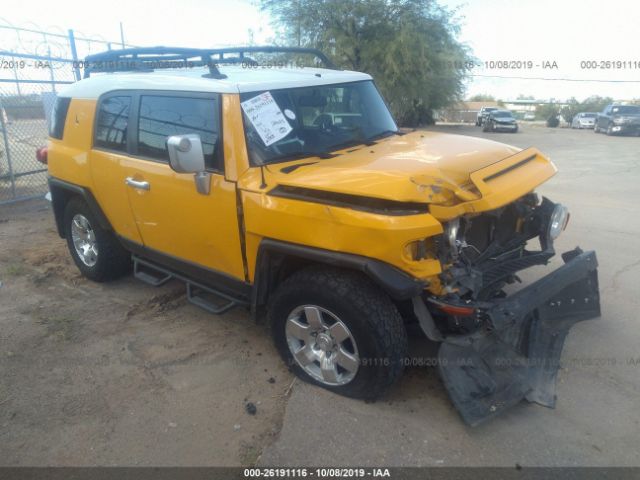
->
[445, 218, 461, 258]
[547, 203, 570, 242]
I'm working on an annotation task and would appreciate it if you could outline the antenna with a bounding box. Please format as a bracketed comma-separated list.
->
[259, 165, 267, 189]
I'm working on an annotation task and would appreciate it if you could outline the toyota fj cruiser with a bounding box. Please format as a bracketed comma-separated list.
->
[42, 47, 600, 426]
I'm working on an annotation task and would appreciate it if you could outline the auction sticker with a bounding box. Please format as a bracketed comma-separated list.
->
[241, 92, 292, 146]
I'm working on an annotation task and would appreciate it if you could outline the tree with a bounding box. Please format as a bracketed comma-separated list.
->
[468, 94, 495, 102]
[260, 0, 472, 126]
[560, 96, 613, 123]
[581, 95, 613, 114]
[560, 97, 581, 124]
[536, 103, 558, 121]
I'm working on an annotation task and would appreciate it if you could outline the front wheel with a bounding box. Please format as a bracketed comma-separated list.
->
[606, 123, 614, 135]
[63, 197, 131, 282]
[269, 267, 408, 400]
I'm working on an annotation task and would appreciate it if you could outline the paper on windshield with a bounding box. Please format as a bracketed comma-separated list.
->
[241, 92, 293, 146]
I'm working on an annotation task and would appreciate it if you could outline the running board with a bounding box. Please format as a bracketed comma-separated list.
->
[132, 255, 245, 315]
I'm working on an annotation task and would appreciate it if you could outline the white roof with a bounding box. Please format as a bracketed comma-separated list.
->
[59, 66, 371, 99]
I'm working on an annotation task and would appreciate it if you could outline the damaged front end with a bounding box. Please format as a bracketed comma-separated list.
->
[415, 195, 601, 426]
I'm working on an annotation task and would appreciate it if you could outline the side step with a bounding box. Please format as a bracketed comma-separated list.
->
[132, 255, 245, 315]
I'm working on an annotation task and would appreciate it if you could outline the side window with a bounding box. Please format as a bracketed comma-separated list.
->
[95, 96, 131, 152]
[137, 95, 222, 171]
[49, 97, 71, 140]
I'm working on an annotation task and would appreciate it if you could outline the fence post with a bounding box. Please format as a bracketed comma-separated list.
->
[0, 98, 17, 200]
[12, 63, 22, 97]
[68, 29, 82, 81]
[47, 46, 56, 94]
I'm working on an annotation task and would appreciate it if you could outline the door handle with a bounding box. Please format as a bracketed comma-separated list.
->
[125, 177, 150, 191]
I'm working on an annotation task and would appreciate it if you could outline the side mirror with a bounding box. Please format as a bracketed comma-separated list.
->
[167, 134, 211, 195]
[167, 134, 205, 173]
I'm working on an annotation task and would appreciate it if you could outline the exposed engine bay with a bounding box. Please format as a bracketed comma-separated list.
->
[414, 194, 600, 426]
[439, 193, 569, 300]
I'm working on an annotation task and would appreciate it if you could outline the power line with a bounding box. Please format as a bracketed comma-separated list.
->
[471, 74, 640, 83]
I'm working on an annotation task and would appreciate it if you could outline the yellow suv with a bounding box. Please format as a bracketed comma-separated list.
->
[43, 47, 600, 425]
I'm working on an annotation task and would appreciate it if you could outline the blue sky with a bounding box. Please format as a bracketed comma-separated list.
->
[1, 0, 638, 101]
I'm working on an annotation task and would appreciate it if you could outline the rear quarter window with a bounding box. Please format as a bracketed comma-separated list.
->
[49, 97, 71, 140]
[95, 96, 132, 152]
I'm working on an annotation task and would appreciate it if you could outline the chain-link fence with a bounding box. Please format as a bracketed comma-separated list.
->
[0, 20, 135, 205]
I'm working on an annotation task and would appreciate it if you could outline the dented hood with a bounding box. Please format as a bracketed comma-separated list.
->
[267, 131, 549, 207]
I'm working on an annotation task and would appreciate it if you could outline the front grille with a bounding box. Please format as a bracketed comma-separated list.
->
[480, 251, 553, 285]
[459, 205, 521, 263]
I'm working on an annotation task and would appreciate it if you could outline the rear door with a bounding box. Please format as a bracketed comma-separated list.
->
[122, 91, 246, 282]
[89, 93, 143, 243]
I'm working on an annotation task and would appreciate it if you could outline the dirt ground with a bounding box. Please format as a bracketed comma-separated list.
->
[0, 200, 292, 466]
[1, 124, 639, 467]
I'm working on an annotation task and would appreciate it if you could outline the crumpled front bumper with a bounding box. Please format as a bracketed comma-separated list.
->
[436, 248, 600, 426]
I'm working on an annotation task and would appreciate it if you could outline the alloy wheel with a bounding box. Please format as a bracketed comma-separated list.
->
[285, 305, 360, 386]
[71, 214, 98, 267]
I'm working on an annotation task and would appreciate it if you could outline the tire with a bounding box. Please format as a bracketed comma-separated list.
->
[513, 125, 519, 133]
[268, 267, 408, 400]
[606, 123, 614, 136]
[63, 197, 131, 282]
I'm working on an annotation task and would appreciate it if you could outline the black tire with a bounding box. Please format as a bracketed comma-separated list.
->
[268, 267, 408, 400]
[63, 197, 131, 282]
[482, 121, 491, 133]
[513, 125, 519, 133]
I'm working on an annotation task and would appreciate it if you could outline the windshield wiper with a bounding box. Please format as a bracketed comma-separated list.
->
[366, 129, 403, 143]
[266, 150, 336, 164]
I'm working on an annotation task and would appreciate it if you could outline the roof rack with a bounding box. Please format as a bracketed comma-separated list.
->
[83, 46, 338, 79]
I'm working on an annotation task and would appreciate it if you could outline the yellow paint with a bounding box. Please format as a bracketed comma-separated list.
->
[48, 93, 558, 295]
[122, 158, 246, 280]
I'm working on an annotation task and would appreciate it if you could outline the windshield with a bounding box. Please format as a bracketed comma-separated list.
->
[493, 111, 513, 118]
[611, 106, 640, 115]
[240, 81, 397, 165]
[581, 113, 596, 118]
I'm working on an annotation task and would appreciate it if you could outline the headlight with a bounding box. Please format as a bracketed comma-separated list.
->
[445, 218, 460, 258]
[547, 204, 570, 241]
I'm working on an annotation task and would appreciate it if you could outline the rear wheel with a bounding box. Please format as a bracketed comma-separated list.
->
[269, 267, 408, 400]
[63, 197, 131, 282]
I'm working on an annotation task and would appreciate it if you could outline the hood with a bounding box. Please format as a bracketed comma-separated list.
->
[493, 116, 516, 123]
[266, 131, 526, 205]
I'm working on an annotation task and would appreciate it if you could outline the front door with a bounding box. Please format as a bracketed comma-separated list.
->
[122, 91, 246, 282]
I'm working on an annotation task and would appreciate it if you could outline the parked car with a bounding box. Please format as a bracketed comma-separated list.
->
[482, 109, 518, 133]
[571, 112, 597, 129]
[523, 112, 536, 121]
[475, 106, 498, 126]
[594, 104, 640, 135]
[42, 46, 600, 426]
